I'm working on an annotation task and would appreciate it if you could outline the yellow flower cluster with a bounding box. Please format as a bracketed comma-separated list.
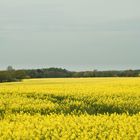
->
[0, 78, 140, 139]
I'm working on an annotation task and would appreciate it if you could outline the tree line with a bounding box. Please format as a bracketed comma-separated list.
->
[0, 67, 140, 83]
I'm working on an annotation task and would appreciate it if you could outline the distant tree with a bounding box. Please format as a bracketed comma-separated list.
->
[15, 70, 26, 80]
[7, 66, 14, 71]
[0, 67, 140, 83]
[0, 71, 7, 82]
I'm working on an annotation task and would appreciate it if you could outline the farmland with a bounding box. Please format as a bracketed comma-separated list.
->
[0, 78, 140, 139]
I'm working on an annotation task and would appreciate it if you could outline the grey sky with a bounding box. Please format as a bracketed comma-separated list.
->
[0, 0, 140, 70]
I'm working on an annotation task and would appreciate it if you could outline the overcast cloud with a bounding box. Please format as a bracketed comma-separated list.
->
[0, 0, 140, 70]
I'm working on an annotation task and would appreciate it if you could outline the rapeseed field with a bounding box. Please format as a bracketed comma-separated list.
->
[0, 78, 140, 139]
